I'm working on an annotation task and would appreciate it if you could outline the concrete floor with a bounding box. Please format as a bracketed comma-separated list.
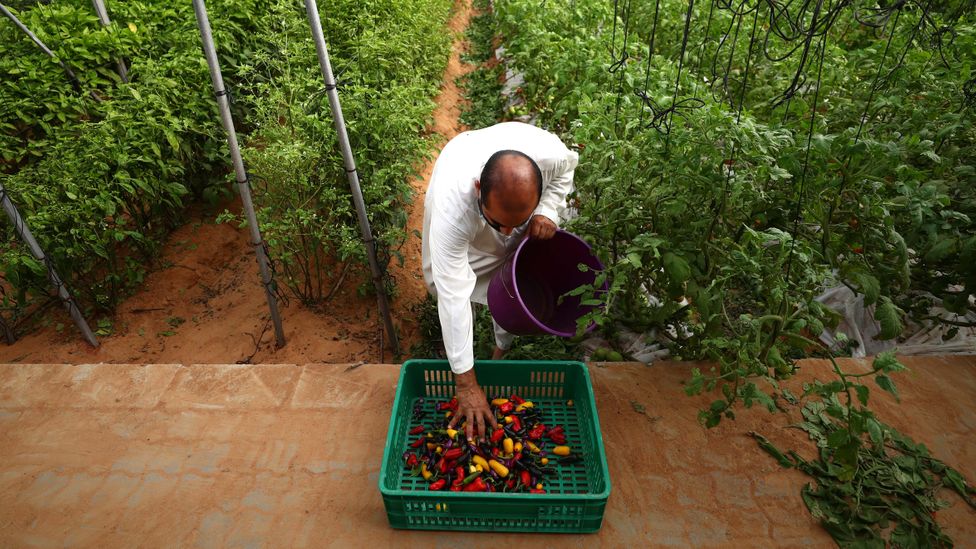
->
[0, 357, 973, 548]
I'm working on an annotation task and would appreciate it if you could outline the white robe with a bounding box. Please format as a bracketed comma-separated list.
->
[421, 122, 579, 374]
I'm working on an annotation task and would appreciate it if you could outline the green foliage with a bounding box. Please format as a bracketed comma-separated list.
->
[458, 0, 506, 129]
[488, 0, 976, 542]
[228, 0, 453, 303]
[1, 0, 270, 318]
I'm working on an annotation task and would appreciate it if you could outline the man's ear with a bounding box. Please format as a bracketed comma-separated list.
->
[474, 179, 481, 193]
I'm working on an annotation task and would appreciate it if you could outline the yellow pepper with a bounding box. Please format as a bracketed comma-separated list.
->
[503, 438, 514, 455]
[471, 455, 490, 471]
[488, 459, 509, 478]
[553, 445, 571, 456]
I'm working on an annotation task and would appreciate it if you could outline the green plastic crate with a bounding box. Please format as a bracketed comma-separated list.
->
[379, 359, 611, 533]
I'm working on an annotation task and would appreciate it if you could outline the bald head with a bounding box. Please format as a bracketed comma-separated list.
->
[479, 150, 543, 212]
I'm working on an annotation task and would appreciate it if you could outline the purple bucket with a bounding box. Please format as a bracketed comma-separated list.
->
[487, 230, 607, 337]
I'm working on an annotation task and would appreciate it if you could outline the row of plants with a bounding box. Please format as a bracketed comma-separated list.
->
[487, 0, 975, 413]
[0, 0, 455, 333]
[464, 0, 975, 543]
[0, 0, 272, 324]
[227, 0, 454, 305]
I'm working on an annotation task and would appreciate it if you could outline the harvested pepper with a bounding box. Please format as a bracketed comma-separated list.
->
[553, 445, 572, 456]
[490, 428, 505, 444]
[488, 459, 509, 478]
[409, 425, 426, 435]
[443, 448, 464, 461]
[498, 401, 515, 414]
[502, 438, 514, 455]
[471, 455, 489, 471]
[429, 479, 447, 491]
[528, 424, 547, 440]
[410, 436, 426, 448]
[464, 477, 488, 492]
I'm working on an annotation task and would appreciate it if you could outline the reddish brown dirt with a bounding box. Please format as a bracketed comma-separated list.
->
[0, 0, 476, 366]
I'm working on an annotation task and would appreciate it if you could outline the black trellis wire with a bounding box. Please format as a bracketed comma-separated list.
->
[611, 0, 633, 130]
[663, 0, 698, 154]
[783, 2, 829, 302]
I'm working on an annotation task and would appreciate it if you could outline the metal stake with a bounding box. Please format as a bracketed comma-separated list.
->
[0, 183, 98, 347]
[90, 0, 129, 83]
[304, 0, 400, 355]
[192, 0, 285, 348]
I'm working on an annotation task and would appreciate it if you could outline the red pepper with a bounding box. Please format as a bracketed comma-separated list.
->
[438, 458, 449, 474]
[409, 425, 426, 435]
[510, 395, 525, 404]
[512, 416, 522, 431]
[548, 426, 564, 435]
[520, 470, 531, 487]
[429, 479, 447, 491]
[406, 454, 419, 468]
[463, 477, 488, 492]
[506, 478, 516, 489]
[443, 448, 464, 461]
[528, 424, 547, 440]
[491, 447, 499, 457]
[490, 428, 505, 443]
[455, 466, 466, 481]
[410, 436, 425, 448]
[550, 434, 567, 444]
[450, 485, 462, 491]
[514, 451, 522, 461]
[498, 402, 514, 414]
[529, 488, 545, 494]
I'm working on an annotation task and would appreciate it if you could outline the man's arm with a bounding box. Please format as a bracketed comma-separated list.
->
[530, 148, 579, 239]
[428, 215, 498, 440]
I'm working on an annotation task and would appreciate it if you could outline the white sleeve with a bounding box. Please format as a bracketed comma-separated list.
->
[533, 149, 579, 224]
[429, 214, 476, 375]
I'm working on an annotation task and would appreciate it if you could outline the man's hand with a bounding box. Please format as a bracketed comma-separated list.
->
[450, 370, 498, 442]
[528, 214, 557, 240]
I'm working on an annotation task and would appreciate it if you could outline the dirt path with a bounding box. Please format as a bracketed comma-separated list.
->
[0, 0, 476, 365]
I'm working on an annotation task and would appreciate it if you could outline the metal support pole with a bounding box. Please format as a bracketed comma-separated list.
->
[90, 0, 128, 83]
[0, 183, 98, 347]
[304, 0, 400, 356]
[0, 2, 101, 102]
[192, 0, 286, 348]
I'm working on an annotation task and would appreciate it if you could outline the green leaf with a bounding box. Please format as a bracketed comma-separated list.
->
[866, 418, 883, 446]
[873, 351, 906, 373]
[662, 252, 691, 284]
[855, 384, 869, 407]
[924, 238, 956, 263]
[752, 432, 794, 468]
[850, 271, 881, 306]
[875, 374, 900, 402]
[875, 297, 903, 340]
